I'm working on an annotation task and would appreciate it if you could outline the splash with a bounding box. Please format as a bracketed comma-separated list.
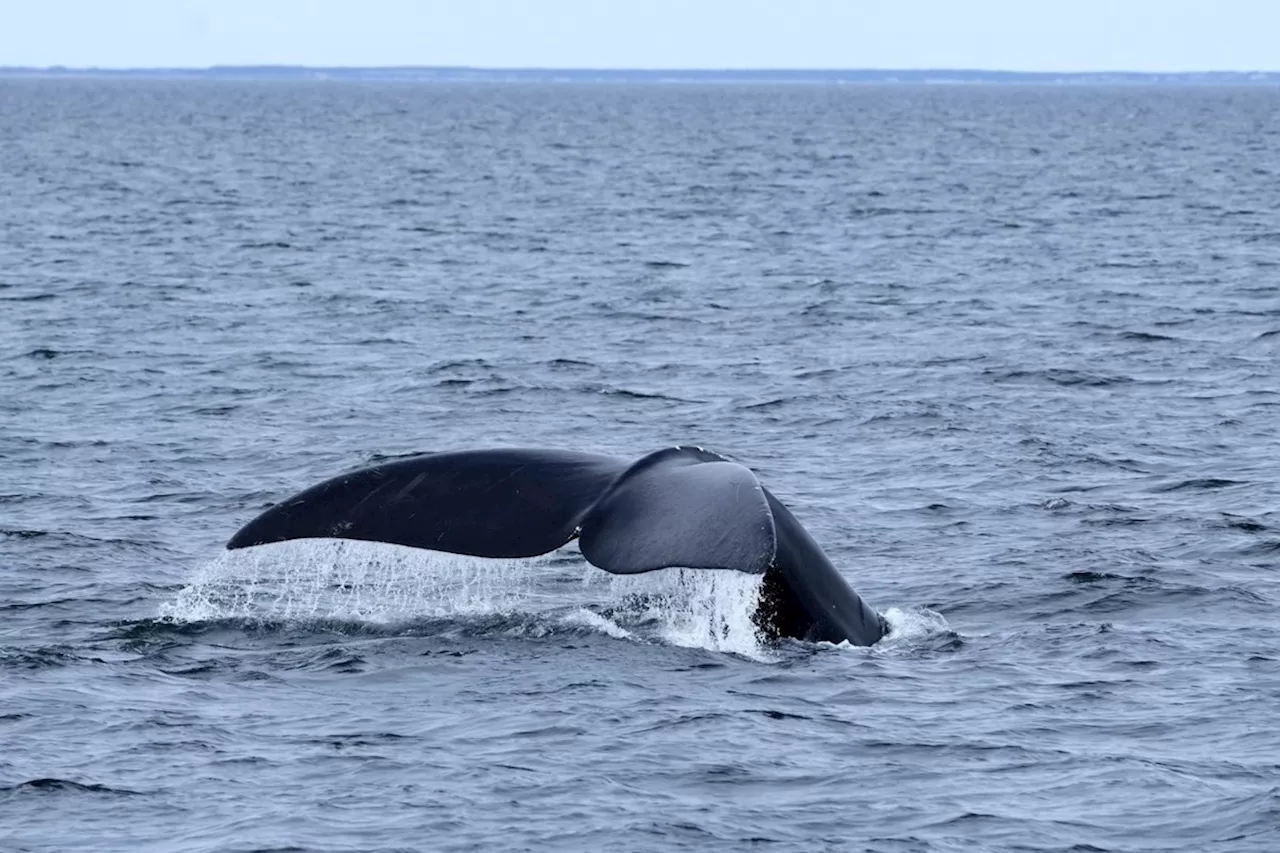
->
[588, 566, 768, 658]
[160, 539, 552, 624]
[880, 605, 950, 639]
[160, 540, 770, 656]
[803, 605, 951, 653]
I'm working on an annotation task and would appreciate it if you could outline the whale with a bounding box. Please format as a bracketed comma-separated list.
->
[226, 445, 887, 646]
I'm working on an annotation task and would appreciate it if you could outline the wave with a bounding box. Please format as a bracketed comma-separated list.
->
[0, 778, 143, 797]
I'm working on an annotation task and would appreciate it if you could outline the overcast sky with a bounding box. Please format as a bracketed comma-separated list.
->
[3, 0, 1277, 72]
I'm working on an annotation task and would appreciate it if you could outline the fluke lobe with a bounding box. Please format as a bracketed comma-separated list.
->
[227, 446, 887, 646]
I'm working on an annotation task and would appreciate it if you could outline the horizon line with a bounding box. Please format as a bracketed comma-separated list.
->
[4, 64, 1280, 76]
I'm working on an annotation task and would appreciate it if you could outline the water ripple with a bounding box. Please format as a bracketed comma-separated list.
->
[2, 80, 1279, 853]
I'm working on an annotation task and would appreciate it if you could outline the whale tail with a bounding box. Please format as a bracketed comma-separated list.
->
[227, 446, 776, 576]
[227, 444, 884, 646]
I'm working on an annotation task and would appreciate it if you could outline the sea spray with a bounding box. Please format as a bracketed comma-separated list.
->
[162, 539, 770, 656]
[160, 539, 549, 624]
[587, 566, 769, 658]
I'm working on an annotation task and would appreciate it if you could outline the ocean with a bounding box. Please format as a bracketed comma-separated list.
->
[2, 80, 1278, 852]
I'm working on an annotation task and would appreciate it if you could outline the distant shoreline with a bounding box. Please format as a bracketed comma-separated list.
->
[2, 66, 1278, 85]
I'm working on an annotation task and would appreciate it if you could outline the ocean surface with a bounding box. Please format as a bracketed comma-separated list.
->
[2, 80, 1278, 852]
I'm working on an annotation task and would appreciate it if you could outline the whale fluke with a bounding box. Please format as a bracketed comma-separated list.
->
[227, 448, 623, 557]
[577, 446, 775, 574]
[227, 445, 885, 646]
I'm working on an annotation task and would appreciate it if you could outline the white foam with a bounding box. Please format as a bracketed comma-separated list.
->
[879, 605, 951, 643]
[560, 608, 631, 639]
[807, 606, 949, 653]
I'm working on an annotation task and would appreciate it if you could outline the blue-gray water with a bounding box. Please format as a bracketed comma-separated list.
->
[2, 81, 1279, 852]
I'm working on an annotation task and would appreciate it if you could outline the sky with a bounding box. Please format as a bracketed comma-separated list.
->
[2, 0, 1277, 72]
